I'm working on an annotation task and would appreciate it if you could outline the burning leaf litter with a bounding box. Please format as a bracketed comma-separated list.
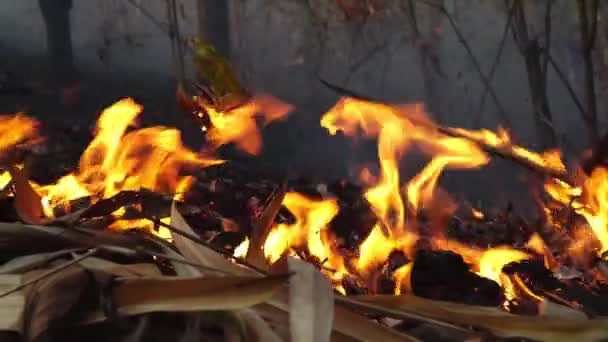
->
[0, 94, 607, 341]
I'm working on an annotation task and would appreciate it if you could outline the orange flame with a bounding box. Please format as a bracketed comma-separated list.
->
[0, 114, 39, 152]
[31, 99, 222, 235]
[205, 95, 294, 155]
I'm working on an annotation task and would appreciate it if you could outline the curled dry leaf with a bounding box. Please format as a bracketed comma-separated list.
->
[9, 165, 45, 224]
[170, 201, 258, 276]
[354, 294, 608, 342]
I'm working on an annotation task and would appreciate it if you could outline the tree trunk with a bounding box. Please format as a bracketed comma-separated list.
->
[512, 0, 557, 149]
[196, 0, 232, 59]
[38, 0, 77, 87]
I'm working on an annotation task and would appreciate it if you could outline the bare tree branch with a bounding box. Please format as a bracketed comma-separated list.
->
[510, 0, 558, 148]
[473, 0, 516, 127]
[547, 54, 587, 121]
[576, 0, 600, 142]
[414, 0, 513, 127]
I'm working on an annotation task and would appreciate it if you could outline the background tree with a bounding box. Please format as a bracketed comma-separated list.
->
[38, 0, 78, 89]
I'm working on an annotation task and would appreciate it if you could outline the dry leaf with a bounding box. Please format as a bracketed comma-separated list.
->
[269, 288, 417, 342]
[76, 257, 161, 278]
[9, 165, 44, 224]
[82, 274, 288, 323]
[334, 305, 420, 342]
[0, 274, 24, 331]
[20, 265, 93, 341]
[288, 257, 334, 342]
[232, 308, 283, 342]
[354, 294, 608, 341]
[0, 249, 80, 274]
[246, 182, 286, 268]
[170, 201, 258, 277]
[539, 300, 587, 320]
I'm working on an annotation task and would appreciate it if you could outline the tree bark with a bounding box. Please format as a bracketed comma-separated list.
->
[511, 0, 557, 149]
[38, 0, 77, 87]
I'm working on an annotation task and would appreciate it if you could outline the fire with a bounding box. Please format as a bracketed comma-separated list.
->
[321, 98, 490, 240]
[578, 168, 608, 252]
[544, 166, 608, 253]
[3, 93, 608, 309]
[477, 248, 530, 285]
[356, 224, 415, 274]
[447, 127, 565, 174]
[0, 114, 39, 153]
[204, 94, 294, 155]
[32, 99, 221, 220]
[263, 193, 344, 278]
[394, 263, 413, 295]
[477, 248, 532, 305]
[234, 237, 249, 258]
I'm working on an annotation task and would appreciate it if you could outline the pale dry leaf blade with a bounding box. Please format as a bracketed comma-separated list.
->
[355, 294, 608, 342]
[288, 257, 333, 342]
[81, 274, 288, 324]
[269, 286, 418, 342]
[0, 274, 24, 331]
[0, 249, 80, 274]
[170, 201, 257, 276]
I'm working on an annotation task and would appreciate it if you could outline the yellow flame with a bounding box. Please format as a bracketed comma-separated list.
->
[394, 263, 413, 295]
[234, 238, 250, 258]
[205, 95, 293, 155]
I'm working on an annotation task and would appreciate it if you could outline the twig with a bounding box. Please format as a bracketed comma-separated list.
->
[576, 0, 600, 142]
[0, 248, 98, 298]
[136, 212, 267, 274]
[414, 0, 513, 127]
[546, 54, 586, 121]
[318, 78, 566, 179]
[166, 0, 186, 83]
[126, 0, 193, 55]
[135, 247, 234, 275]
[335, 295, 472, 334]
[473, 0, 516, 127]
[511, 0, 557, 148]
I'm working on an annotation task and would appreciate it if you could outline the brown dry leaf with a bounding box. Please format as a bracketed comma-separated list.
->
[20, 265, 93, 342]
[355, 294, 608, 341]
[9, 165, 45, 224]
[170, 201, 258, 277]
[246, 182, 286, 269]
[82, 274, 288, 323]
[288, 257, 334, 342]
